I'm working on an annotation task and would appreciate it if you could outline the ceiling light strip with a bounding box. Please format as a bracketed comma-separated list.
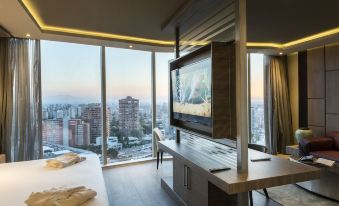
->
[20, 0, 339, 49]
[20, 0, 174, 46]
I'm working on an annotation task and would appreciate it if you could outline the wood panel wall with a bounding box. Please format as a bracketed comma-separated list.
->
[303, 43, 339, 136]
[325, 43, 339, 133]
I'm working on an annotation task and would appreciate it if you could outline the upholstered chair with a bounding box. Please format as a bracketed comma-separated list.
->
[153, 128, 166, 169]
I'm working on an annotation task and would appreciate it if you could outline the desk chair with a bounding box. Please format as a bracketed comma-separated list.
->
[153, 128, 166, 169]
[248, 143, 270, 206]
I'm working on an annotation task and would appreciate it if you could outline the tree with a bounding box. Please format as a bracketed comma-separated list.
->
[130, 129, 144, 138]
[107, 148, 118, 159]
[110, 113, 123, 143]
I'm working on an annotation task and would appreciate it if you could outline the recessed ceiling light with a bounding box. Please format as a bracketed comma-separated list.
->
[279, 52, 283, 55]
[26, 33, 31, 37]
[129, 45, 133, 48]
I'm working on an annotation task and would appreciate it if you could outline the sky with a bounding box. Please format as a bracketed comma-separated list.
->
[250, 53, 264, 101]
[41, 40, 263, 104]
[41, 40, 173, 104]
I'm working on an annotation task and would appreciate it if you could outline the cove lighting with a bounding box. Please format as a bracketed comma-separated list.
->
[20, 0, 339, 49]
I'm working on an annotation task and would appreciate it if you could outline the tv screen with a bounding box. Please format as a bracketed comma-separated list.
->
[171, 58, 212, 126]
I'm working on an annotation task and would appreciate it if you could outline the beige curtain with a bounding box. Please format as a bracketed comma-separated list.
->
[264, 56, 293, 154]
[0, 38, 42, 162]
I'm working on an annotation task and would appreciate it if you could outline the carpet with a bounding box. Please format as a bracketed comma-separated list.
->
[258, 184, 339, 206]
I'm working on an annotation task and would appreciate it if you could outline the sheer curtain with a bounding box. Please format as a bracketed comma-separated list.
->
[264, 56, 293, 154]
[0, 38, 42, 162]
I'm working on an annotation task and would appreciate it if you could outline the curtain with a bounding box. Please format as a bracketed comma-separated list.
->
[0, 38, 42, 162]
[264, 56, 293, 154]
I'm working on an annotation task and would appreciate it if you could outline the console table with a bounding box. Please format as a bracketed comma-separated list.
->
[159, 137, 320, 206]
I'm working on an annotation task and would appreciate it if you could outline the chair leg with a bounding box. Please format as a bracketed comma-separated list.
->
[160, 152, 163, 164]
[249, 191, 253, 206]
[263, 188, 269, 199]
[157, 152, 159, 170]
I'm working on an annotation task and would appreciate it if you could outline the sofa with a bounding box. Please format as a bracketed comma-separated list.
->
[299, 132, 339, 162]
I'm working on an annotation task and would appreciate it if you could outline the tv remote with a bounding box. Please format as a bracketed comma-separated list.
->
[250, 157, 271, 162]
[209, 167, 231, 173]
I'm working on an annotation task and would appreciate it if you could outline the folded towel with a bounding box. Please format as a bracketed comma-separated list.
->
[25, 186, 97, 206]
[46, 153, 86, 168]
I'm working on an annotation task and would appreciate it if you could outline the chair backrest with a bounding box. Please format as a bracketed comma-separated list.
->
[153, 128, 165, 152]
[248, 143, 268, 153]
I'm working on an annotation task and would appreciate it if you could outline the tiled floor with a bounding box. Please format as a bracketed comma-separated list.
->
[103, 160, 282, 206]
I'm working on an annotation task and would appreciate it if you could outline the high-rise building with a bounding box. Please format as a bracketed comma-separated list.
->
[118, 96, 139, 135]
[70, 107, 77, 119]
[83, 103, 111, 144]
[68, 119, 90, 147]
[42, 118, 63, 145]
[56, 110, 64, 118]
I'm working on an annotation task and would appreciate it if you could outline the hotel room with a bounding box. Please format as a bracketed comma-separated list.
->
[0, 0, 338, 206]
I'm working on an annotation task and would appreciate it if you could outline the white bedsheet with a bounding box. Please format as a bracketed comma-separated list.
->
[0, 154, 109, 206]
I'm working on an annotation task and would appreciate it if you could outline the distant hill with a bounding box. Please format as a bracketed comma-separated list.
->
[43, 95, 100, 105]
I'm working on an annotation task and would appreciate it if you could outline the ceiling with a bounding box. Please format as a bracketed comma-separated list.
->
[27, 0, 188, 42]
[247, 0, 339, 43]
[0, 0, 339, 52]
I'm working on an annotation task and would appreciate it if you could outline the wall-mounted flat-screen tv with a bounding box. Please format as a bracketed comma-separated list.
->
[171, 58, 212, 127]
[170, 42, 236, 139]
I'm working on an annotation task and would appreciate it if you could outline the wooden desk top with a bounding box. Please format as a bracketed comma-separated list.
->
[159, 137, 320, 194]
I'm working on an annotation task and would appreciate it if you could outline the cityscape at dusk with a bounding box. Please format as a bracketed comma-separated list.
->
[41, 40, 175, 163]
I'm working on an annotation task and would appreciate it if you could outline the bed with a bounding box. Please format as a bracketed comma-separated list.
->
[0, 154, 109, 206]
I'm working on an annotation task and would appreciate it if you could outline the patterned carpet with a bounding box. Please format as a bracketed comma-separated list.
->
[258, 184, 339, 206]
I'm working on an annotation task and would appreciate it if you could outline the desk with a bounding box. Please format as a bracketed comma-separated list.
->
[159, 137, 320, 206]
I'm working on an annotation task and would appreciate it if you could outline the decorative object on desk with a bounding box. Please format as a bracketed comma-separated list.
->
[153, 128, 166, 170]
[295, 127, 313, 143]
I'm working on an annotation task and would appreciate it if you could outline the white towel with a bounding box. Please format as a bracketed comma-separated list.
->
[25, 186, 97, 206]
[46, 153, 86, 168]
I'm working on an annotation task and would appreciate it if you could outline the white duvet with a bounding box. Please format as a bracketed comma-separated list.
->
[0, 154, 109, 206]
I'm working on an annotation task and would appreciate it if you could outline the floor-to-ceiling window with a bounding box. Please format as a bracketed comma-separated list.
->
[155, 52, 175, 140]
[105, 47, 152, 163]
[249, 53, 265, 145]
[41, 40, 102, 158]
[41, 40, 174, 164]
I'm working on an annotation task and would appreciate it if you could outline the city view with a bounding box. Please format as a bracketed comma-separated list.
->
[250, 53, 265, 145]
[250, 100, 265, 145]
[41, 40, 174, 163]
[42, 98, 174, 163]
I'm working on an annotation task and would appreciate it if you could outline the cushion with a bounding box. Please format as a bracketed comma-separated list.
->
[327, 132, 339, 150]
[310, 150, 339, 162]
[299, 136, 334, 156]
